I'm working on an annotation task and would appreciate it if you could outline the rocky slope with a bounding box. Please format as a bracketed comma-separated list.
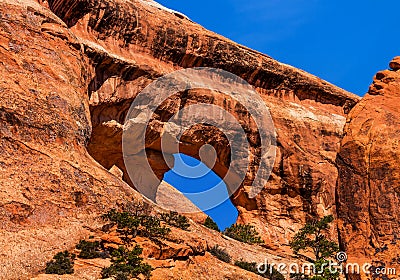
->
[336, 57, 400, 279]
[3, 0, 393, 279]
[0, 0, 145, 278]
[40, 0, 359, 249]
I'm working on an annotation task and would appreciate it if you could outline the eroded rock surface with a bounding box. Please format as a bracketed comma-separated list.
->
[0, 0, 147, 278]
[336, 58, 400, 279]
[42, 0, 359, 249]
[0, 0, 368, 279]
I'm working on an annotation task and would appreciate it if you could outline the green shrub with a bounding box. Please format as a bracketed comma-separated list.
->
[235, 260, 258, 273]
[208, 245, 231, 263]
[45, 251, 75, 275]
[289, 215, 338, 259]
[224, 224, 264, 244]
[140, 214, 171, 238]
[102, 209, 170, 242]
[76, 240, 102, 259]
[101, 245, 153, 280]
[102, 209, 140, 231]
[160, 211, 190, 231]
[123, 200, 152, 217]
[203, 216, 220, 232]
[235, 260, 285, 280]
[289, 215, 340, 280]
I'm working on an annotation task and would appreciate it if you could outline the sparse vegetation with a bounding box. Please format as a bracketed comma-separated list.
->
[289, 215, 340, 280]
[123, 200, 152, 217]
[160, 211, 190, 231]
[235, 260, 285, 280]
[45, 251, 75, 275]
[139, 214, 172, 238]
[235, 260, 258, 273]
[224, 224, 264, 244]
[203, 216, 220, 232]
[102, 208, 170, 242]
[208, 245, 231, 263]
[101, 245, 153, 280]
[76, 240, 103, 259]
[45, 203, 160, 277]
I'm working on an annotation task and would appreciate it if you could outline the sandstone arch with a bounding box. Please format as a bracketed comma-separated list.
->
[45, 0, 360, 248]
[88, 87, 264, 211]
[0, 0, 366, 278]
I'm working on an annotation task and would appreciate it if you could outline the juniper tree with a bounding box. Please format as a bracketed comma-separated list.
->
[289, 215, 340, 280]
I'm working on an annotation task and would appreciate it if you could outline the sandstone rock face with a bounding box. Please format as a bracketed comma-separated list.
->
[32, 211, 299, 280]
[336, 58, 400, 279]
[156, 181, 206, 216]
[0, 0, 142, 278]
[389, 56, 400, 71]
[39, 0, 359, 249]
[0, 0, 365, 279]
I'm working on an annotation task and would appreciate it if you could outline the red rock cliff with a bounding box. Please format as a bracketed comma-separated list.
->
[39, 0, 359, 248]
[336, 57, 400, 279]
[0, 0, 154, 278]
[0, 0, 366, 279]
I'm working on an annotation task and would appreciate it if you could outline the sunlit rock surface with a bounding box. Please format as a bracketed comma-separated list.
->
[337, 57, 400, 279]
[0, 0, 383, 279]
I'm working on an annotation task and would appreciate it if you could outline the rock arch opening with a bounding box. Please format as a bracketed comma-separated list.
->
[87, 87, 262, 213]
[162, 153, 238, 231]
[39, 0, 362, 253]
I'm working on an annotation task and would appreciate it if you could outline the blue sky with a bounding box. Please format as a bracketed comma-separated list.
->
[157, 0, 400, 96]
[164, 154, 238, 231]
[160, 1, 400, 230]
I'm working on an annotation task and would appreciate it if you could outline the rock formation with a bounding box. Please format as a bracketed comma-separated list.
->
[7, 0, 399, 279]
[336, 57, 400, 279]
[39, 0, 359, 249]
[0, 0, 147, 278]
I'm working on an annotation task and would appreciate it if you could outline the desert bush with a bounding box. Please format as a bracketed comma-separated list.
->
[102, 209, 140, 230]
[123, 200, 152, 216]
[289, 215, 340, 280]
[235, 260, 285, 280]
[140, 214, 171, 238]
[102, 209, 170, 242]
[235, 260, 258, 273]
[45, 251, 75, 275]
[101, 245, 152, 280]
[76, 240, 103, 259]
[208, 245, 231, 263]
[203, 216, 220, 232]
[224, 224, 264, 244]
[160, 211, 190, 231]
